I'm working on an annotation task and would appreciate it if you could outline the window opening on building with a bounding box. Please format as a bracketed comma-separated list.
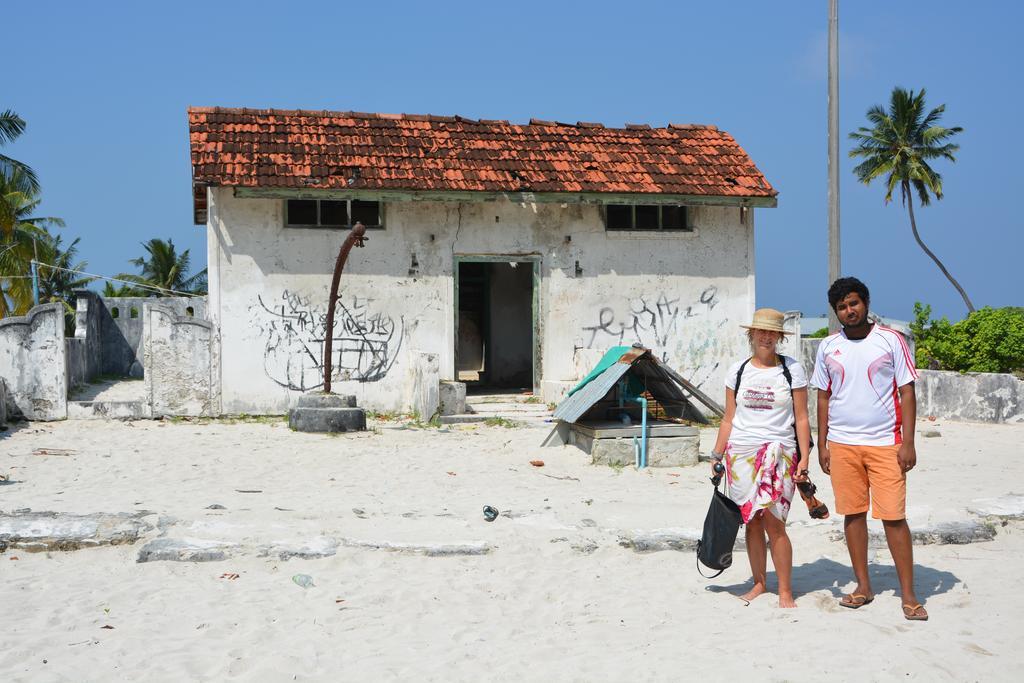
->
[285, 199, 382, 229]
[605, 204, 691, 231]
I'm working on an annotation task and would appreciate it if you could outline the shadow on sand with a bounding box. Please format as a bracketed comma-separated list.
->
[0, 419, 31, 442]
[705, 556, 961, 601]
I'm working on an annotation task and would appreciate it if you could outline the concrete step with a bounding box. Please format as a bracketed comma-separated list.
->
[467, 394, 541, 404]
[438, 414, 491, 425]
[439, 413, 554, 426]
[467, 402, 551, 415]
[67, 400, 151, 420]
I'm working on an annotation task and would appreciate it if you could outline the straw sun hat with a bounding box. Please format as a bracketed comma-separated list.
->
[740, 308, 789, 334]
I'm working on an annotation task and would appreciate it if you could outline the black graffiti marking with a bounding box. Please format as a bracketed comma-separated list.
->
[252, 291, 404, 391]
[582, 288, 718, 350]
[700, 286, 718, 309]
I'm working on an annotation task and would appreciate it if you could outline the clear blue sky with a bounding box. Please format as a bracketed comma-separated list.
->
[8, 1, 1020, 322]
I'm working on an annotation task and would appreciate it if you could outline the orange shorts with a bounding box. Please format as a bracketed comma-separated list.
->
[828, 442, 906, 520]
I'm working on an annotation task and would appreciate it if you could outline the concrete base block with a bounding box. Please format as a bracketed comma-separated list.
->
[289, 406, 366, 433]
[288, 393, 365, 433]
[295, 393, 357, 409]
[571, 425, 699, 467]
[439, 381, 466, 416]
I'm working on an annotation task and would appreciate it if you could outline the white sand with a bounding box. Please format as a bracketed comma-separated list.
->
[1, 417, 1022, 681]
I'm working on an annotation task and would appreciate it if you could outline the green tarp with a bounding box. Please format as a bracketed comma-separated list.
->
[566, 346, 641, 397]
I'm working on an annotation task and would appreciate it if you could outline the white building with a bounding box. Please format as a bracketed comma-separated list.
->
[189, 108, 777, 415]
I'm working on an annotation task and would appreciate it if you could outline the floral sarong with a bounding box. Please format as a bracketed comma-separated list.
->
[724, 441, 796, 523]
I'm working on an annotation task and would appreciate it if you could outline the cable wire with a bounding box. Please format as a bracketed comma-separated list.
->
[30, 260, 204, 298]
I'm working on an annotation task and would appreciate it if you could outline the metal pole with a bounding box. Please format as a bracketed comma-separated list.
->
[30, 260, 40, 307]
[827, 0, 841, 331]
[322, 222, 367, 394]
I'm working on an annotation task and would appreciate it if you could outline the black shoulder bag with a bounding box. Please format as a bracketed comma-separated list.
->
[696, 463, 742, 578]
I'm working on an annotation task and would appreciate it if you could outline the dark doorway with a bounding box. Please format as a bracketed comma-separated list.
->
[456, 260, 535, 390]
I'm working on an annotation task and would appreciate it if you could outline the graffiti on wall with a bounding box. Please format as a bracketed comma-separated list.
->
[251, 290, 403, 391]
[580, 285, 725, 387]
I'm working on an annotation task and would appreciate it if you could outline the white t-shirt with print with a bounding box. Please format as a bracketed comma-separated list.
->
[724, 355, 807, 447]
[810, 325, 918, 446]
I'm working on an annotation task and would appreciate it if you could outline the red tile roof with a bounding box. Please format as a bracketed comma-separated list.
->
[188, 107, 776, 215]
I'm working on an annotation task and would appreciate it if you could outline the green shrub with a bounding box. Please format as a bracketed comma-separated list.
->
[911, 303, 1024, 374]
[807, 326, 830, 338]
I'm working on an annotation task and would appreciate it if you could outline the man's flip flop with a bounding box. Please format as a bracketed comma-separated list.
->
[903, 603, 929, 621]
[840, 594, 874, 609]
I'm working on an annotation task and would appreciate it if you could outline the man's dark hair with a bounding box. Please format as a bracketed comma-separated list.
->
[828, 277, 870, 310]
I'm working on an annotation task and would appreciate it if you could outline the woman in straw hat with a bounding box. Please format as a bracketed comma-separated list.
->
[710, 308, 812, 608]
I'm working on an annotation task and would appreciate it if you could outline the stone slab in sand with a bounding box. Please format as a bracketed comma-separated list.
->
[827, 520, 997, 548]
[136, 537, 236, 563]
[0, 510, 153, 552]
[340, 537, 492, 556]
[967, 493, 1024, 519]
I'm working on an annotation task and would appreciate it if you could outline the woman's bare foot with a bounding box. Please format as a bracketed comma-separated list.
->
[738, 583, 767, 602]
[778, 593, 797, 608]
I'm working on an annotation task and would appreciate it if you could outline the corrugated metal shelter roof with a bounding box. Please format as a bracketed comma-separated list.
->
[553, 346, 706, 424]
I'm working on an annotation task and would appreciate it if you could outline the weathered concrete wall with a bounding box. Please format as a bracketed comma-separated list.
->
[917, 370, 1024, 424]
[72, 290, 105, 383]
[143, 303, 220, 417]
[0, 376, 7, 426]
[102, 296, 206, 377]
[208, 188, 756, 414]
[65, 337, 88, 393]
[0, 303, 67, 420]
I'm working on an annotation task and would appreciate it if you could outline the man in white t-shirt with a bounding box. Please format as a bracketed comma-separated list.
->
[811, 277, 928, 621]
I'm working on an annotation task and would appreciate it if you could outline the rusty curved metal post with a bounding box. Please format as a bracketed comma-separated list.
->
[323, 222, 367, 394]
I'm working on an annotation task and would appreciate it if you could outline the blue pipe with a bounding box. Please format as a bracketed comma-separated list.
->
[632, 396, 648, 468]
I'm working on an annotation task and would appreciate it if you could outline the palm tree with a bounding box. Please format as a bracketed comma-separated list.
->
[118, 238, 206, 296]
[0, 109, 39, 196]
[36, 233, 93, 334]
[102, 280, 144, 297]
[849, 87, 973, 312]
[0, 170, 63, 317]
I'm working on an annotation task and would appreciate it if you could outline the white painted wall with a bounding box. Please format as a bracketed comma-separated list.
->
[207, 188, 757, 414]
[0, 303, 68, 420]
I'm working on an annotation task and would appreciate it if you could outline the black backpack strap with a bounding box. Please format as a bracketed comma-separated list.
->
[778, 353, 793, 388]
[734, 358, 751, 394]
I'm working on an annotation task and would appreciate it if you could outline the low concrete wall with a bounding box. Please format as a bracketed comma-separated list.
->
[0, 303, 67, 420]
[101, 296, 207, 377]
[917, 370, 1024, 424]
[143, 303, 220, 417]
[409, 351, 440, 420]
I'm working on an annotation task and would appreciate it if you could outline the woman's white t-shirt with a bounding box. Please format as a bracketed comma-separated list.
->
[724, 355, 807, 447]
